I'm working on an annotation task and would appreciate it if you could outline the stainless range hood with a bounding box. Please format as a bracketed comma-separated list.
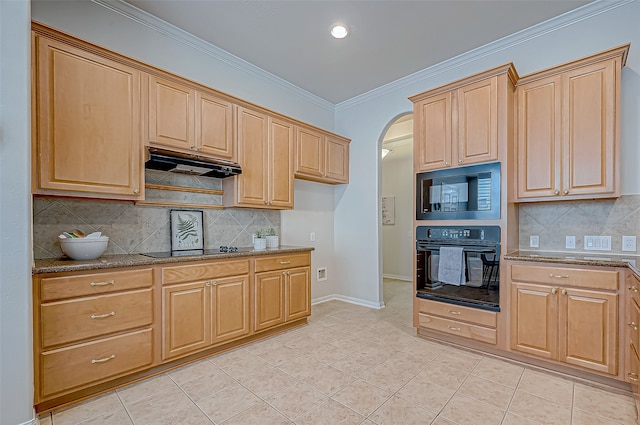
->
[145, 147, 242, 178]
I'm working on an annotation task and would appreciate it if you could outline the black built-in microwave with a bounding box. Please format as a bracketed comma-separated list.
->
[416, 162, 500, 220]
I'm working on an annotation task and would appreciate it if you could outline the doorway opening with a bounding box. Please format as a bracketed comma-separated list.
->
[379, 113, 414, 309]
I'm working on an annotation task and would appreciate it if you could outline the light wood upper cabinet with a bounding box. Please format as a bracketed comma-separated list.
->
[295, 126, 350, 184]
[516, 44, 629, 201]
[509, 263, 619, 375]
[32, 33, 143, 200]
[410, 63, 515, 172]
[147, 76, 234, 160]
[223, 106, 294, 209]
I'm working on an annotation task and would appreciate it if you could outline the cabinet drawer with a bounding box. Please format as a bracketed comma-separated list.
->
[511, 264, 618, 290]
[40, 268, 153, 301]
[41, 289, 152, 348]
[417, 298, 496, 328]
[163, 259, 249, 285]
[418, 313, 496, 345]
[255, 253, 310, 272]
[40, 328, 153, 398]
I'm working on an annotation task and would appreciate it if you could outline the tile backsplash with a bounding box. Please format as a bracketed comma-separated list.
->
[33, 171, 279, 259]
[519, 194, 640, 254]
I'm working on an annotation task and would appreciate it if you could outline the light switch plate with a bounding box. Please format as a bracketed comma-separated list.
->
[584, 236, 612, 251]
[565, 236, 576, 249]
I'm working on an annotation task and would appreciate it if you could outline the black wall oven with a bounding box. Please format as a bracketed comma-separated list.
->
[416, 225, 500, 312]
[416, 162, 500, 220]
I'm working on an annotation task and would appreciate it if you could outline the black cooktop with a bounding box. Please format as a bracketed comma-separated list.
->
[141, 247, 254, 258]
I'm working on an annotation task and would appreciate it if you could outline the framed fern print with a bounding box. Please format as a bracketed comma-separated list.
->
[170, 209, 204, 251]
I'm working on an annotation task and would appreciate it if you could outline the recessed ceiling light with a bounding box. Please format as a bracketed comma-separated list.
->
[330, 24, 349, 39]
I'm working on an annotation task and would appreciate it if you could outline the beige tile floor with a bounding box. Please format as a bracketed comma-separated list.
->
[40, 279, 638, 425]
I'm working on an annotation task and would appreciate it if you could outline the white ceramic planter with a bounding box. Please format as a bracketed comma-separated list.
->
[253, 238, 267, 250]
[266, 235, 279, 248]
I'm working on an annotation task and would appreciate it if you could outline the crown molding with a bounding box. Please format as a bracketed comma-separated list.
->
[336, 0, 634, 112]
[91, 0, 335, 113]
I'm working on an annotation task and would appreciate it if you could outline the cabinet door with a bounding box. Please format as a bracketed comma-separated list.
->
[268, 117, 294, 208]
[457, 77, 498, 166]
[212, 275, 250, 345]
[510, 283, 558, 360]
[196, 91, 234, 159]
[286, 267, 311, 321]
[562, 60, 617, 197]
[324, 136, 350, 184]
[631, 298, 640, 354]
[254, 271, 285, 331]
[296, 127, 324, 178]
[34, 37, 142, 199]
[516, 76, 562, 199]
[162, 282, 211, 360]
[148, 76, 195, 151]
[559, 287, 618, 374]
[414, 92, 452, 171]
[236, 106, 268, 206]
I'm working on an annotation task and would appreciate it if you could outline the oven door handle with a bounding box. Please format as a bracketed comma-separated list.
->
[417, 246, 497, 254]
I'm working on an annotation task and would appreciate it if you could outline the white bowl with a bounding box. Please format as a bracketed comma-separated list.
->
[60, 236, 109, 260]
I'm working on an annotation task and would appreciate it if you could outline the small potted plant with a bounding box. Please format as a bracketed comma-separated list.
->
[253, 229, 267, 250]
[265, 227, 279, 248]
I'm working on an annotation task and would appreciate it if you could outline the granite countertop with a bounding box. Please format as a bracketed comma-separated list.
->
[33, 245, 314, 274]
[505, 250, 640, 274]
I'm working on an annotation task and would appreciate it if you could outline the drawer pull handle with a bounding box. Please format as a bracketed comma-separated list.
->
[279, 261, 291, 264]
[90, 280, 115, 287]
[628, 372, 639, 382]
[90, 311, 116, 319]
[551, 288, 558, 294]
[630, 286, 639, 293]
[561, 289, 567, 295]
[548, 274, 569, 279]
[630, 322, 638, 331]
[91, 354, 116, 364]
[447, 326, 461, 331]
[448, 310, 461, 315]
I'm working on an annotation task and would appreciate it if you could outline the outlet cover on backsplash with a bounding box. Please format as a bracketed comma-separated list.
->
[518, 195, 640, 254]
[32, 195, 280, 259]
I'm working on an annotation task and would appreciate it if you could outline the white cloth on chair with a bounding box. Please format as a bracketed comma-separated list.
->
[437, 246, 465, 285]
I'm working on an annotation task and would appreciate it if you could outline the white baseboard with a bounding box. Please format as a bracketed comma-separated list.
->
[312, 294, 385, 309]
[382, 274, 412, 282]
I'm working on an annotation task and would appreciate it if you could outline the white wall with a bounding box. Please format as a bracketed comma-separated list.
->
[335, 0, 640, 307]
[281, 180, 337, 302]
[1, 1, 35, 424]
[381, 142, 413, 281]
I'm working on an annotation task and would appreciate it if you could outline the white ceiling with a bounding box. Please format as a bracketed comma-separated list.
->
[123, 0, 591, 104]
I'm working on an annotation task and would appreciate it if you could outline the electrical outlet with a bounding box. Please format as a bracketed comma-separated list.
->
[623, 236, 637, 252]
[565, 236, 576, 249]
[530, 235, 539, 248]
[317, 267, 327, 282]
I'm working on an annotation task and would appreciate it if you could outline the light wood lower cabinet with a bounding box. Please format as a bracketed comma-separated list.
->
[34, 268, 155, 404]
[254, 253, 311, 331]
[33, 250, 313, 412]
[416, 298, 497, 345]
[510, 263, 619, 375]
[626, 271, 640, 413]
[162, 260, 250, 360]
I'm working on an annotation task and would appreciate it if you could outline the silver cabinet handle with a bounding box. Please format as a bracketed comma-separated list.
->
[448, 310, 461, 315]
[554, 190, 560, 195]
[551, 288, 558, 294]
[629, 322, 638, 331]
[280, 261, 291, 264]
[445, 162, 450, 166]
[630, 286, 639, 293]
[549, 274, 569, 279]
[628, 372, 639, 382]
[90, 311, 116, 319]
[563, 190, 569, 195]
[91, 354, 116, 364]
[90, 280, 114, 287]
[133, 189, 140, 195]
[561, 288, 568, 295]
[447, 326, 461, 331]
